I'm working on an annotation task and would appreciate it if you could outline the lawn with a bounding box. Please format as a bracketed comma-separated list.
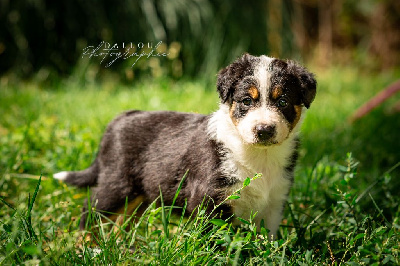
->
[1, 66, 399, 264]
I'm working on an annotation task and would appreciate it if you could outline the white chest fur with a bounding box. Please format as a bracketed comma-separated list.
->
[208, 107, 298, 237]
[222, 136, 294, 232]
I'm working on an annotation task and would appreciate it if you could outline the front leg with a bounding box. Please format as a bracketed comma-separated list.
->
[265, 205, 285, 240]
[257, 186, 291, 240]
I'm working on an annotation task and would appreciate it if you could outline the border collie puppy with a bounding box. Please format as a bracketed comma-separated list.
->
[54, 53, 316, 238]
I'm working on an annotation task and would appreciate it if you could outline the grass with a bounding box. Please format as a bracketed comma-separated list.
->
[0, 66, 399, 264]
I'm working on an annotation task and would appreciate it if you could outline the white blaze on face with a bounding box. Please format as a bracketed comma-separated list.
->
[234, 56, 291, 146]
[254, 55, 274, 104]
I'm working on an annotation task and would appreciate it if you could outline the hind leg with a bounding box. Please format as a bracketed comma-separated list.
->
[79, 179, 143, 230]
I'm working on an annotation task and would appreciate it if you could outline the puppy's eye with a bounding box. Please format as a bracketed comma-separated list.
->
[242, 97, 252, 106]
[277, 99, 288, 108]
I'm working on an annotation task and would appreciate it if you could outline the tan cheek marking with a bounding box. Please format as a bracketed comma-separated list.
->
[248, 86, 259, 100]
[229, 102, 239, 126]
[271, 86, 283, 100]
[291, 105, 303, 130]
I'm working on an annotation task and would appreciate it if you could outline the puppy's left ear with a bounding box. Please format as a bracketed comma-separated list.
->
[217, 53, 254, 103]
[299, 71, 317, 109]
[288, 61, 317, 108]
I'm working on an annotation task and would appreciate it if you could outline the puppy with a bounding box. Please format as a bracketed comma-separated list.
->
[54, 53, 316, 238]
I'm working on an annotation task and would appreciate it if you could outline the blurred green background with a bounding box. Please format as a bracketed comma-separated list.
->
[0, 0, 399, 81]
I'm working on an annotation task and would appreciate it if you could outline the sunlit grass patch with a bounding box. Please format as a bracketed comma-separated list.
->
[1, 67, 399, 264]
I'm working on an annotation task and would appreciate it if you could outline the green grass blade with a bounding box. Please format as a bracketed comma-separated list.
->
[28, 174, 41, 214]
[0, 196, 16, 211]
[159, 186, 169, 238]
[25, 174, 42, 243]
[167, 170, 188, 220]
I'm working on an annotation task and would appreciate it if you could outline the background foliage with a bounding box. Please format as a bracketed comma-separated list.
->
[1, 0, 399, 81]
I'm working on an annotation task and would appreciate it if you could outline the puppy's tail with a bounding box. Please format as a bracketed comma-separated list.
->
[54, 160, 99, 187]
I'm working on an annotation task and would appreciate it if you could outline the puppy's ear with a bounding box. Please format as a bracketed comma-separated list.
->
[217, 53, 254, 103]
[287, 61, 317, 108]
[216, 67, 232, 103]
[299, 71, 317, 108]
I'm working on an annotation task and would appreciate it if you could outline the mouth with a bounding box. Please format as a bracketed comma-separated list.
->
[252, 139, 279, 148]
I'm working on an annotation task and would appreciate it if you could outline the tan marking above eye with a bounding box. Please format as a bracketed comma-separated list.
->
[271, 86, 283, 100]
[248, 86, 259, 100]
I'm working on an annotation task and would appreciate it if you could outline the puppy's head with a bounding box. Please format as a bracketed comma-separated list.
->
[217, 53, 316, 146]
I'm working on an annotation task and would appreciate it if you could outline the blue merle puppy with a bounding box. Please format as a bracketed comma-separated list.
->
[54, 53, 317, 239]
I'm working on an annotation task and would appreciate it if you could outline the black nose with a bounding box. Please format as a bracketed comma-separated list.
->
[255, 124, 276, 142]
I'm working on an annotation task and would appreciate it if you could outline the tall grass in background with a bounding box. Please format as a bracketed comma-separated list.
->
[1, 0, 270, 80]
